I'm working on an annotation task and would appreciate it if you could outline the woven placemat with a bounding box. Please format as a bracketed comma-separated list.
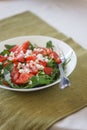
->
[0, 12, 87, 130]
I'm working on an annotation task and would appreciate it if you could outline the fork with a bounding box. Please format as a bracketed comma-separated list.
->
[57, 49, 71, 89]
[58, 63, 70, 89]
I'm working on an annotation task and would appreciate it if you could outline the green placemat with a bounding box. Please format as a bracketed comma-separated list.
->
[0, 12, 87, 130]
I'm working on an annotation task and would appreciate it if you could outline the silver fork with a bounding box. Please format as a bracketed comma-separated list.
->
[57, 49, 71, 89]
[58, 63, 70, 89]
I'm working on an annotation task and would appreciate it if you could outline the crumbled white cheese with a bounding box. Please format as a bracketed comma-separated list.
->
[36, 64, 44, 70]
[8, 57, 14, 61]
[29, 80, 32, 85]
[34, 48, 43, 52]
[36, 54, 43, 60]
[17, 62, 22, 69]
[19, 67, 30, 73]
[1, 69, 4, 74]
[25, 50, 32, 58]
[4, 54, 8, 57]
[9, 51, 15, 57]
[19, 69, 25, 73]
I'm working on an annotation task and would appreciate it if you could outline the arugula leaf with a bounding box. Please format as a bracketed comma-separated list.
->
[29, 42, 34, 50]
[47, 59, 57, 67]
[5, 44, 15, 50]
[3, 68, 19, 88]
[25, 74, 53, 88]
[0, 49, 9, 56]
[4, 62, 13, 72]
[0, 78, 3, 85]
[46, 41, 54, 50]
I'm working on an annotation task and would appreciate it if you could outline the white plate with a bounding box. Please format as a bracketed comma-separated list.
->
[0, 35, 77, 92]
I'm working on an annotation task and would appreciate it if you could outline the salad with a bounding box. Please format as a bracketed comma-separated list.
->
[0, 40, 64, 89]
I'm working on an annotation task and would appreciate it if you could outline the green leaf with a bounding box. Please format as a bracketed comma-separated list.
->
[26, 74, 52, 88]
[47, 59, 57, 67]
[3, 68, 19, 88]
[0, 49, 9, 56]
[5, 44, 15, 50]
[29, 43, 34, 50]
[4, 62, 13, 72]
[46, 41, 54, 50]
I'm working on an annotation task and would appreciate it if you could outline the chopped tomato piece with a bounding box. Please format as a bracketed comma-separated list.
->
[46, 48, 52, 55]
[15, 73, 30, 84]
[20, 41, 30, 53]
[44, 67, 53, 75]
[31, 68, 38, 75]
[0, 55, 7, 62]
[26, 55, 36, 61]
[29, 65, 38, 75]
[11, 67, 20, 83]
[9, 45, 19, 52]
[17, 56, 25, 62]
[39, 60, 47, 67]
[9, 41, 30, 53]
[13, 61, 19, 67]
[49, 51, 61, 64]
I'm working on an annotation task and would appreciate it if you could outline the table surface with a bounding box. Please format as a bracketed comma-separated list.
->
[0, 0, 87, 130]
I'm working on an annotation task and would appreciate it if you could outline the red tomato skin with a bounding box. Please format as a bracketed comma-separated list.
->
[30, 68, 38, 75]
[44, 67, 53, 75]
[46, 48, 52, 55]
[15, 73, 33, 84]
[26, 55, 36, 62]
[20, 41, 30, 53]
[17, 56, 25, 62]
[39, 60, 47, 67]
[11, 67, 20, 83]
[49, 51, 61, 64]
[9, 41, 30, 53]
[0, 55, 7, 62]
[9, 45, 19, 52]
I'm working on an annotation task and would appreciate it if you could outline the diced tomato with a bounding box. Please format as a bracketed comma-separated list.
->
[29, 65, 38, 75]
[11, 67, 20, 83]
[0, 55, 7, 62]
[39, 60, 47, 67]
[13, 61, 19, 67]
[11, 58, 17, 62]
[41, 48, 48, 55]
[26, 55, 36, 62]
[20, 41, 30, 53]
[46, 48, 52, 55]
[31, 68, 38, 75]
[9, 41, 30, 53]
[28, 73, 34, 79]
[49, 51, 61, 64]
[44, 67, 53, 75]
[9, 45, 19, 52]
[17, 56, 25, 62]
[15, 73, 30, 84]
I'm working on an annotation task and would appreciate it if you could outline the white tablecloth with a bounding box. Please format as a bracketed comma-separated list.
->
[0, 0, 87, 130]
